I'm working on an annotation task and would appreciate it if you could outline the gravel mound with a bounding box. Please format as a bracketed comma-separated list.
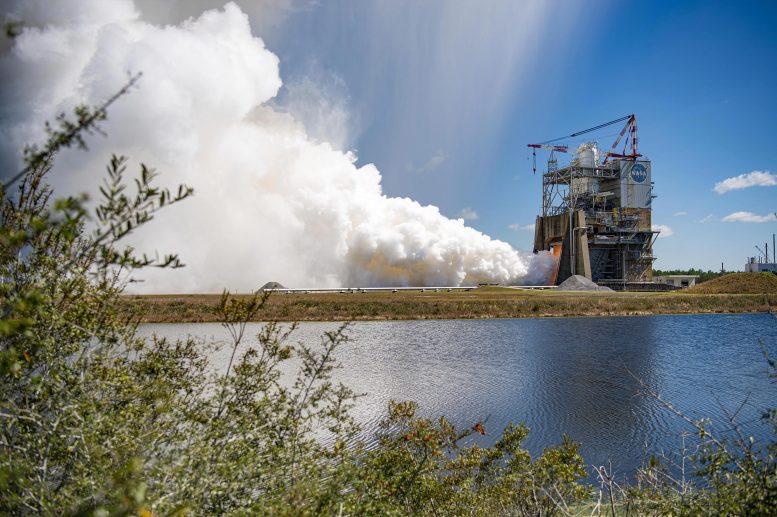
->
[259, 281, 286, 290]
[557, 275, 613, 292]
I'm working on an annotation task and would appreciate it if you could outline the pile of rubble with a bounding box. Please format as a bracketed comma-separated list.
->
[557, 275, 613, 292]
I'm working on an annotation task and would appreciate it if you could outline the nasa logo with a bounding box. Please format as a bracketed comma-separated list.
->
[631, 163, 647, 183]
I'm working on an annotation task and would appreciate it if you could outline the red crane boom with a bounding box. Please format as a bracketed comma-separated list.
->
[527, 114, 640, 172]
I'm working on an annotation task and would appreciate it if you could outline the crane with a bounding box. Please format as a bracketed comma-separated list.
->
[601, 114, 639, 164]
[527, 144, 568, 175]
[755, 244, 768, 262]
[527, 114, 641, 173]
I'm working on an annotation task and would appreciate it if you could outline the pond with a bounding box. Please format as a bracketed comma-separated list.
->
[138, 313, 777, 478]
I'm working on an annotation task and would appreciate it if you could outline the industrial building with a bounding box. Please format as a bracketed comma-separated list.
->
[745, 260, 777, 274]
[746, 235, 777, 273]
[530, 115, 659, 289]
[653, 275, 699, 288]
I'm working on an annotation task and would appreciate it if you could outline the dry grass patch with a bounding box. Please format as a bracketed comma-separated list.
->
[686, 272, 777, 294]
[120, 288, 777, 322]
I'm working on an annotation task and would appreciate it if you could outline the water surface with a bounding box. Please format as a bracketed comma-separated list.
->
[138, 313, 777, 478]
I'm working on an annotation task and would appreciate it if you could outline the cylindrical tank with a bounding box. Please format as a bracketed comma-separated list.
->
[576, 142, 598, 168]
[571, 143, 600, 195]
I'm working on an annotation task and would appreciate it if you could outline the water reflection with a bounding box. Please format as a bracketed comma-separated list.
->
[517, 317, 662, 472]
[137, 313, 777, 478]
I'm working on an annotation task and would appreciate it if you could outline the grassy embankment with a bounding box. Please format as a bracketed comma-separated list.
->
[121, 273, 777, 322]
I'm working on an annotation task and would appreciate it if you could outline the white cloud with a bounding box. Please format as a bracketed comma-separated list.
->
[405, 149, 446, 173]
[652, 224, 673, 237]
[713, 170, 777, 194]
[721, 211, 777, 223]
[699, 214, 715, 223]
[509, 223, 535, 232]
[672, 211, 687, 217]
[457, 207, 479, 221]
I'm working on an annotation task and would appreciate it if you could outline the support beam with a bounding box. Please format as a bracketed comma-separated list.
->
[574, 210, 592, 280]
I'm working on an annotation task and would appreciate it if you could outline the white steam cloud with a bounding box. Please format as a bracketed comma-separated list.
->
[1, 0, 549, 292]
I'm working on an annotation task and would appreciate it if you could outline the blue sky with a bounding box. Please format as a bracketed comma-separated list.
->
[5, 0, 774, 277]
[258, 0, 777, 271]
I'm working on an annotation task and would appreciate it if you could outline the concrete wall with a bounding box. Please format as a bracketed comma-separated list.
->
[534, 210, 590, 285]
[654, 275, 698, 288]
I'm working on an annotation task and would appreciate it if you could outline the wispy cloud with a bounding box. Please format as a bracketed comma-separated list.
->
[721, 211, 777, 223]
[714, 170, 777, 194]
[672, 211, 687, 217]
[509, 223, 535, 231]
[699, 214, 715, 223]
[405, 149, 446, 173]
[457, 207, 479, 221]
[652, 224, 673, 237]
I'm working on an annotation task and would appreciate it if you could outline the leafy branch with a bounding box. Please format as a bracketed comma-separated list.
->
[4, 73, 143, 190]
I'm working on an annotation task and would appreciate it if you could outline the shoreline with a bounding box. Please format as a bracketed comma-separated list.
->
[120, 288, 777, 323]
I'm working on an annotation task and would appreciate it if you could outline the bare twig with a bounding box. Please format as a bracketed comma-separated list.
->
[628, 370, 746, 473]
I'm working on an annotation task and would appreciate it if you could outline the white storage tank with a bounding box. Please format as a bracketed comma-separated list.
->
[571, 143, 600, 196]
[575, 142, 599, 168]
